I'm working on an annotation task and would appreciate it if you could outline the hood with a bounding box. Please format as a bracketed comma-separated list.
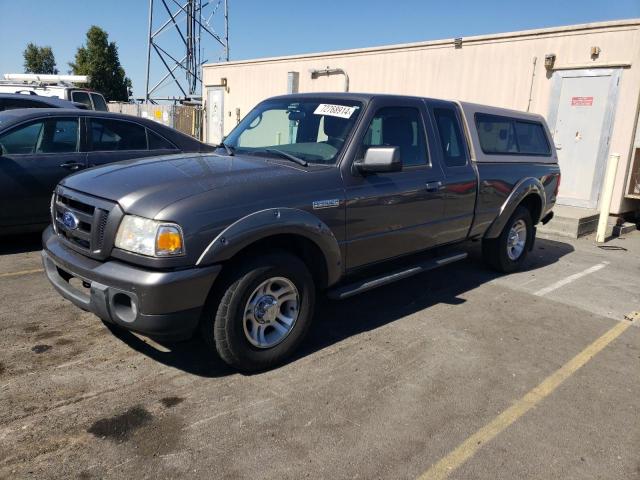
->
[60, 153, 305, 217]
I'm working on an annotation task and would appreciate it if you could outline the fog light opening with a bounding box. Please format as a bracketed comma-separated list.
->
[112, 293, 137, 323]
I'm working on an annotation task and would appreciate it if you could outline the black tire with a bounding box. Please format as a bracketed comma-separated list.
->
[201, 251, 315, 372]
[482, 205, 534, 273]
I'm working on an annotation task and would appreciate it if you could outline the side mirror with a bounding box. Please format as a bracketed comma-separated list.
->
[354, 146, 402, 174]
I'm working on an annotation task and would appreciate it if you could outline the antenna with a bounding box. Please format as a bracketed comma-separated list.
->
[144, 0, 229, 102]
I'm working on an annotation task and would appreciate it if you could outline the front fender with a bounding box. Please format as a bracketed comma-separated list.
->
[484, 177, 546, 239]
[195, 208, 343, 286]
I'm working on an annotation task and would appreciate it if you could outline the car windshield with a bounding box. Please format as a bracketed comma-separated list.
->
[223, 99, 363, 165]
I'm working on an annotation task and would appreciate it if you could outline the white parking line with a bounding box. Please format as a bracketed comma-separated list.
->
[533, 262, 609, 297]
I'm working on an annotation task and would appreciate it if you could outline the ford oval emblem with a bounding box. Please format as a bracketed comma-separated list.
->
[62, 211, 79, 230]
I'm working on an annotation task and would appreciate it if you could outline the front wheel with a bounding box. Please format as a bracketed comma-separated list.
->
[201, 251, 315, 372]
[482, 206, 533, 273]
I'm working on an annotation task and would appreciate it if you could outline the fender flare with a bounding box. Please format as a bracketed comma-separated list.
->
[484, 177, 547, 239]
[195, 208, 343, 286]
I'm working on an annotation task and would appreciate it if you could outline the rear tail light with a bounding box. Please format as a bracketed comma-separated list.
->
[554, 172, 561, 197]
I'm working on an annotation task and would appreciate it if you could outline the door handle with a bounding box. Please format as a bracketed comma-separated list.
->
[425, 181, 442, 192]
[60, 161, 84, 171]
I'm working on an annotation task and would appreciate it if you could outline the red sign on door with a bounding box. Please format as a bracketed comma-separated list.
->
[571, 96, 594, 106]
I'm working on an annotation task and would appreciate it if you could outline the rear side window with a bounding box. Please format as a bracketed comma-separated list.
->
[476, 113, 550, 156]
[90, 93, 108, 112]
[514, 121, 550, 155]
[37, 118, 79, 153]
[71, 91, 92, 109]
[89, 118, 147, 151]
[432, 107, 467, 167]
[147, 130, 176, 150]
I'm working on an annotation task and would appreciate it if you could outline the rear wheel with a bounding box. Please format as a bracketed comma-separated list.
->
[482, 205, 533, 273]
[201, 251, 315, 372]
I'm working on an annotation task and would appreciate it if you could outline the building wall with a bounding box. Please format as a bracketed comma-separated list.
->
[202, 20, 640, 214]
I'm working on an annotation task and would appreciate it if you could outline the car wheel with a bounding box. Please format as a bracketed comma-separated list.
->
[201, 251, 315, 372]
[482, 205, 533, 273]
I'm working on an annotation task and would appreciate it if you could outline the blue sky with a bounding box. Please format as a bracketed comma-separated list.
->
[1, 0, 638, 98]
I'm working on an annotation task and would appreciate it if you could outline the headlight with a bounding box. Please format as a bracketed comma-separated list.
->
[114, 215, 184, 257]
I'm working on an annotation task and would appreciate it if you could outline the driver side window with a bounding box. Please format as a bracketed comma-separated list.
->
[360, 107, 428, 167]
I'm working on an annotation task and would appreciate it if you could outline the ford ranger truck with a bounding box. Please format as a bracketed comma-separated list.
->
[42, 93, 560, 371]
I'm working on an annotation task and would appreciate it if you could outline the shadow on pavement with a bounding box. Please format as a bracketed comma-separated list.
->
[107, 237, 575, 377]
[0, 232, 44, 255]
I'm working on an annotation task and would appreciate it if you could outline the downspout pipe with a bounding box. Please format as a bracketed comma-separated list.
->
[526, 56, 537, 112]
[310, 68, 349, 92]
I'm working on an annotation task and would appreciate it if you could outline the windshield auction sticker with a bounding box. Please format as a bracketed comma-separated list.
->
[314, 104, 357, 119]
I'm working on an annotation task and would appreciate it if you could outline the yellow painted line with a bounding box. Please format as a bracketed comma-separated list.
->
[0, 268, 44, 278]
[418, 318, 633, 480]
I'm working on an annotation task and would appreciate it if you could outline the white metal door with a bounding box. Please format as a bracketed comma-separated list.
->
[548, 69, 620, 208]
[206, 87, 224, 145]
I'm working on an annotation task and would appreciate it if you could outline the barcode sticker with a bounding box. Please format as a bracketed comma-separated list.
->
[314, 104, 357, 119]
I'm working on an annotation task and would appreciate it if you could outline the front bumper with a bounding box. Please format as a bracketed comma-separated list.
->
[42, 226, 221, 340]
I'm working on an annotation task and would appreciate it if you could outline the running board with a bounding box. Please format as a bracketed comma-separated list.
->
[327, 252, 468, 300]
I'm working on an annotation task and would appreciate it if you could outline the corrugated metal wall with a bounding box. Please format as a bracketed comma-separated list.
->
[107, 103, 202, 139]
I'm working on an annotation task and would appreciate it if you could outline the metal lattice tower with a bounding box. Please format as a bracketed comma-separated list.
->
[144, 0, 229, 102]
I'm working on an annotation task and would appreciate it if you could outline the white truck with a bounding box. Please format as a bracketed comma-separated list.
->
[0, 74, 108, 111]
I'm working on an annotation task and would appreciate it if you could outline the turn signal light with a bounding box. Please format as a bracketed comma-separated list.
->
[156, 226, 184, 255]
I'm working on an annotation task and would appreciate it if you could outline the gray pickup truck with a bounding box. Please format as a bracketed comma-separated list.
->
[42, 93, 560, 371]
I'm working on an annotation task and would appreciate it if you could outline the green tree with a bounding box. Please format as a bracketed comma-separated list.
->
[23, 43, 58, 74]
[69, 26, 131, 101]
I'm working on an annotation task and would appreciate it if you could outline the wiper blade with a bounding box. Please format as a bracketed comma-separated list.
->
[265, 148, 308, 167]
[217, 142, 235, 156]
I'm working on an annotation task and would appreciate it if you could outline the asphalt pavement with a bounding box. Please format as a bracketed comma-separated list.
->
[0, 230, 638, 479]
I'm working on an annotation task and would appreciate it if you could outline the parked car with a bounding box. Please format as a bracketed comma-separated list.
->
[0, 108, 215, 235]
[0, 93, 87, 111]
[0, 74, 109, 111]
[42, 93, 560, 371]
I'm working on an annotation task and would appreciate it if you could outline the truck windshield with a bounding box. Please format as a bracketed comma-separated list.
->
[223, 99, 363, 165]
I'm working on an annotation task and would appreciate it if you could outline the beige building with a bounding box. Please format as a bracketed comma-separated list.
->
[202, 19, 640, 216]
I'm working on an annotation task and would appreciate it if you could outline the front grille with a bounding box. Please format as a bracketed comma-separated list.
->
[96, 209, 109, 246]
[52, 187, 119, 259]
